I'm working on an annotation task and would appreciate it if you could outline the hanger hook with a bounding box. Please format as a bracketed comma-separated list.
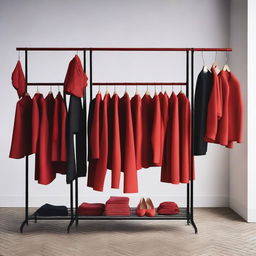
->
[225, 51, 229, 64]
[37, 85, 39, 93]
[201, 51, 206, 66]
[214, 51, 218, 63]
[50, 85, 52, 93]
[18, 51, 20, 60]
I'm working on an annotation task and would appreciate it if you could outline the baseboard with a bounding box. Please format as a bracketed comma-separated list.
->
[0, 195, 228, 207]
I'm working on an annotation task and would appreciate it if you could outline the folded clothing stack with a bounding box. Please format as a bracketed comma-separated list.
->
[105, 196, 130, 216]
[78, 203, 105, 216]
[36, 203, 68, 216]
[157, 202, 179, 215]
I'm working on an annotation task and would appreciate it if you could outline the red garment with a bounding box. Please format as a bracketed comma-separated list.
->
[205, 66, 222, 142]
[227, 71, 243, 145]
[92, 93, 110, 191]
[87, 93, 102, 188]
[131, 94, 142, 170]
[64, 55, 88, 98]
[141, 94, 153, 168]
[34, 94, 56, 185]
[161, 92, 180, 184]
[157, 201, 179, 215]
[31, 94, 41, 154]
[78, 203, 105, 216]
[51, 92, 67, 163]
[151, 93, 162, 165]
[107, 93, 121, 188]
[159, 92, 169, 165]
[11, 61, 26, 98]
[119, 93, 138, 193]
[178, 92, 191, 183]
[9, 95, 33, 158]
[106, 196, 130, 204]
[45, 93, 66, 175]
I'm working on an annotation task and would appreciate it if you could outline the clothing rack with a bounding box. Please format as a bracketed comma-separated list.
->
[16, 47, 232, 234]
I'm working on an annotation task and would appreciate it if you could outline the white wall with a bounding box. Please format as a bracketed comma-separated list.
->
[229, 0, 248, 220]
[0, 0, 230, 207]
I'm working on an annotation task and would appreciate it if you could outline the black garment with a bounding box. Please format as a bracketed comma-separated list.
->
[66, 95, 86, 183]
[35, 204, 68, 216]
[194, 69, 213, 155]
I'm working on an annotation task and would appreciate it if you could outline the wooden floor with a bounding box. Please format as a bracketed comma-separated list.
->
[0, 208, 256, 256]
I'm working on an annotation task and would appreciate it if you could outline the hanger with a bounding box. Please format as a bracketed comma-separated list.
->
[154, 83, 157, 95]
[222, 51, 231, 72]
[201, 51, 208, 73]
[135, 82, 139, 95]
[114, 84, 117, 95]
[49, 85, 53, 94]
[146, 84, 150, 95]
[212, 51, 220, 74]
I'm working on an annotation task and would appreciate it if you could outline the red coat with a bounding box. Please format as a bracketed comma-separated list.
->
[178, 92, 191, 183]
[131, 94, 142, 170]
[159, 92, 169, 165]
[92, 93, 110, 191]
[107, 93, 121, 188]
[161, 92, 180, 184]
[119, 93, 138, 193]
[9, 95, 33, 158]
[87, 93, 102, 188]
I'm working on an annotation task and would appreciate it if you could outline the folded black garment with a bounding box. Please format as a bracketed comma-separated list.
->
[35, 203, 68, 216]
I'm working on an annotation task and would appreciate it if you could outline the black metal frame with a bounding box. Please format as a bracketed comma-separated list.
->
[16, 47, 232, 234]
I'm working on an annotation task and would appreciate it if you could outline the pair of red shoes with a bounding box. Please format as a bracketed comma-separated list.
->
[136, 198, 156, 217]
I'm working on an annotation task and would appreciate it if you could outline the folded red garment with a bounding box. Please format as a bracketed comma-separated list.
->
[105, 204, 129, 209]
[78, 209, 104, 216]
[106, 196, 129, 205]
[79, 203, 105, 209]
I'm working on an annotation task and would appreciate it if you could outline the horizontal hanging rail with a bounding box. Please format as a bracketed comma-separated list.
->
[27, 82, 64, 86]
[92, 82, 187, 86]
[16, 47, 232, 52]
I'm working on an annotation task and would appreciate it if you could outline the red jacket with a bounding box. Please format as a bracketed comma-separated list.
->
[161, 92, 180, 184]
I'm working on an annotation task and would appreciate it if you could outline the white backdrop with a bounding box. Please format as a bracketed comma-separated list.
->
[0, 0, 231, 207]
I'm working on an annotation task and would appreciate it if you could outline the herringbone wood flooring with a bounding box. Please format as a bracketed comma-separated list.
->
[0, 208, 255, 256]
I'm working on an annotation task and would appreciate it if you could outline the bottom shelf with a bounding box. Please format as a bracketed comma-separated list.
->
[77, 207, 188, 220]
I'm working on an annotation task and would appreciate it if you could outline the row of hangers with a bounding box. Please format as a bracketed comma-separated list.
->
[202, 51, 231, 73]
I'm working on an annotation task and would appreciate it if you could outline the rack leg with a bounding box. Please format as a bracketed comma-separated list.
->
[67, 218, 75, 233]
[20, 220, 27, 233]
[191, 219, 198, 234]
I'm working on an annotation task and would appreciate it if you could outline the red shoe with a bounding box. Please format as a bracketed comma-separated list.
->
[145, 198, 156, 217]
[136, 198, 147, 217]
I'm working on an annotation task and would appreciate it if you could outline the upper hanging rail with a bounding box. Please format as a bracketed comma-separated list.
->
[92, 82, 186, 86]
[16, 47, 232, 52]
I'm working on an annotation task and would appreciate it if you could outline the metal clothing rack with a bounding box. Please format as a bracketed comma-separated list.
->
[16, 47, 232, 233]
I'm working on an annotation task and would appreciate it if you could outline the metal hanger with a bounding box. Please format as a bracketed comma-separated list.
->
[201, 51, 208, 73]
[222, 51, 231, 72]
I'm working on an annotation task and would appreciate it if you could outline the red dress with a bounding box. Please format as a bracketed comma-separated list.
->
[107, 93, 121, 189]
[178, 92, 191, 183]
[151, 93, 162, 166]
[92, 93, 110, 191]
[11, 61, 26, 98]
[87, 93, 102, 188]
[161, 92, 180, 184]
[159, 92, 169, 165]
[141, 94, 153, 168]
[119, 93, 138, 193]
[131, 94, 142, 170]
[9, 95, 33, 158]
